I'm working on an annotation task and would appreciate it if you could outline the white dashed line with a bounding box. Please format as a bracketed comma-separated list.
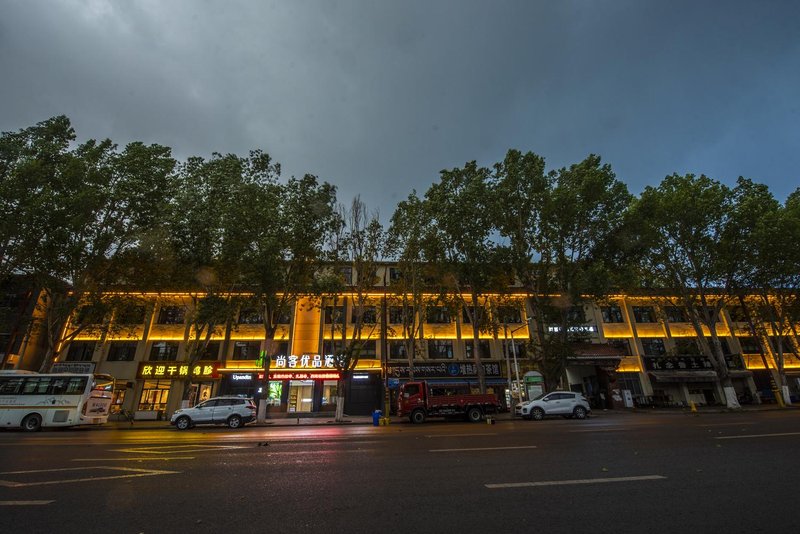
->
[430, 445, 537, 453]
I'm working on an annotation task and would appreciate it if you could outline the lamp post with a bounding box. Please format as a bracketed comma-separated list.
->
[504, 319, 531, 403]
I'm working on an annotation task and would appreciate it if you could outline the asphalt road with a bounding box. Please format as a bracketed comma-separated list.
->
[1, 411, 799, 534]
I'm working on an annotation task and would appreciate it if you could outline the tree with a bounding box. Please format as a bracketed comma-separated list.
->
[321, 197, 386, 421]
[236, 172, 338, 421]
[423, 161, 507, 393]
[632, 173, 744, 408]
[0, 116, 177, 371]
[386, 192, 435, 380]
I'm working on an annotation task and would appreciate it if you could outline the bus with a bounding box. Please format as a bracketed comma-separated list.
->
[0, 371, 115, 431]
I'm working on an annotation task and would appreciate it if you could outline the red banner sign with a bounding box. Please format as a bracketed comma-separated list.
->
[269, 371, 341, 381]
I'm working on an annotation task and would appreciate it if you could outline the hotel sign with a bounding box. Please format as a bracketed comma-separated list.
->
[274, 354, 336, 369]
[137, 361, 220, 379]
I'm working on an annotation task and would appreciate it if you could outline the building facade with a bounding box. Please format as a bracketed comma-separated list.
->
[4, 269, 799, 420]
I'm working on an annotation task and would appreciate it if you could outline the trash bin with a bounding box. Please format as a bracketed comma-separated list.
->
[372, 410, 382, 426]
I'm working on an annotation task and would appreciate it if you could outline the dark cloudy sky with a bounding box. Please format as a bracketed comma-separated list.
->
[2, 0, 799, 219]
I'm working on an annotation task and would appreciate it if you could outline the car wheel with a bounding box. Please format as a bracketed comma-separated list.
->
[227, 415, 243, 429]
[410, 409, 426, 424]
[466, 407, 483, 423]
[22, 413, 42, 432]
[573, 406, 587, 419]
[531, 407, 545, 421]
[175, 416, 191, 430]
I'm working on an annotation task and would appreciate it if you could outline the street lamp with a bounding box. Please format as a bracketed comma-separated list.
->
[503, 319, 531, 403]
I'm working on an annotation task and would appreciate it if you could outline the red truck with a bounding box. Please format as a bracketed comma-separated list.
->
[397, 380, 503, 423]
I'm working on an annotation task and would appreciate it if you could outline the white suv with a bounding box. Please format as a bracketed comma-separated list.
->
[515, 391, 591, 420]
[171, 396, 257, 430]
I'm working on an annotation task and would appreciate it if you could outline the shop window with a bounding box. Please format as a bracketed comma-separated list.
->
[640, 338, 666, 356]
[157, 306, 185, 324]
[601, 306, 624, 323]
[664, 306, 687, 323]
[149, 341, 179, 361]
[65, 342, 95, 362]
[107, 341, 138, 362]
[632, 306, 656, 323]
[617, 372, 643, 396]
[426, 306, 451, 324]
[465, 339, 492, 359]
[428, 340, 454, 359]
[495, 306, 522, 324]
[111, 387, 127, 414]
[138, 380, 170, 411]
[321, 380, 338, 409]
[232, 341, 261, 360]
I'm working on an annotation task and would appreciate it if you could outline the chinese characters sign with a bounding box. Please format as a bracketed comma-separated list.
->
[137, 361, 219, 379]
[388, 362, 502, 379]
[273, 354, 335, 369]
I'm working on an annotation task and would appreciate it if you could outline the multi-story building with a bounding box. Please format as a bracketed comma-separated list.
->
[6, 267, 799, 420]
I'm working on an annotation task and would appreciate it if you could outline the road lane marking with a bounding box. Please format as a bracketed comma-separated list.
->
[486, 475, 667, 488]
[425, 433, 498, 438]
[569, 428, 627, 433]
[72, 457, 195, 462]
[715, 432, 800, 440]
[112, 445, 245, 454]
[0, 500, 54, 506]
[430, 446, 537, 453]
[0, 466, 178, 487]
[697, 422, 755, 427]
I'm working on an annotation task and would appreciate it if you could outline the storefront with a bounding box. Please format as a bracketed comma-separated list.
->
[134, 361, 220, 418]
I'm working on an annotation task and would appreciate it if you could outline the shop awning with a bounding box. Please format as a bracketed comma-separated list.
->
[649, 370, 718, 383]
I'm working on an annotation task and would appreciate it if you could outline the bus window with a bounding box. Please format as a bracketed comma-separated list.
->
[65, 377, 88, 395]
[0, 377, 24, 394]
[22, 377, 51, 395]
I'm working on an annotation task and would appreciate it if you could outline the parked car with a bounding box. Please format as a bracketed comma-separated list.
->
[515, 391, 591, 420]
[171, 397, 257, 430]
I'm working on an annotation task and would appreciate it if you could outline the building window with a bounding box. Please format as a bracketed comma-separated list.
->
[324, 306, 345, 325]
[322, 340, 346, 357]
[339, 266, 353, 285]
[428, 340, 454, 359]
[495, 306, 522, 324]
[461, 307, 484, 324]
[238, 308, 263, 324]
[727, 306, 748, 323]
[138, 380, 170, 411]
[389, 340, 413, 360]
[149, 342, 179, 361]
[426, 306, 451, 324]
[388, 267, 402, 284]
[607, 339, 632, 356]
[389, 306, 412, 325]
[157, 306, 185, 324]
[664, 307, 687, 323]
[706, 337, 731, 355]
[632, 306, 656, 323]
[640, 338, 666, 356]
[465, 339, 492, 359]
[354, 340, 377, 359]
[501, 340, 526, 359]
[200, 341, 220, 361]
[321, 380, 338, 408]
[65, 342, 95, 362]
[107, 341, 137, 362]
[351, 306, 377, 325]
[601, 306, 624, 323]
[232, 341, 261, 360]
[115, 305, 145, 324]
[617, 372, 644, 396]
[737, 336, 761, 354]
[566, 306, 586, 323]
[673, 338, 701, 355]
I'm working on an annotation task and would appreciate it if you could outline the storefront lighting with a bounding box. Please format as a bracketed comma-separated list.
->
[353, 374, 369, 380]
